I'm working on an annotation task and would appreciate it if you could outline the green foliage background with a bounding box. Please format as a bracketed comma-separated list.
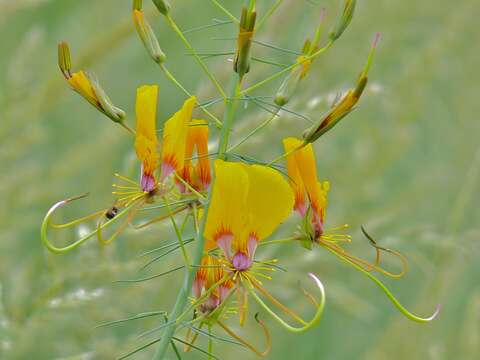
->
[1, 0, 479, 359]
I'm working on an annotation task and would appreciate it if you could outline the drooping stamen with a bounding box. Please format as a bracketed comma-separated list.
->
[41, 193, 140, 254]
[97, 199, 145, 246]
[323, 243, 441, 323]
[361, 225, 409, 273]
[247, 273, 326, 333]
[217, 313, 271, 357]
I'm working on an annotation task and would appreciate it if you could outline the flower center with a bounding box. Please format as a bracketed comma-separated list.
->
[232, 251, 251, 271]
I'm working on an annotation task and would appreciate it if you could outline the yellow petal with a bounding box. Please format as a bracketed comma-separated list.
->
[283, 137, 307, 214]
[68, 71, 97, 103]
[135, 85, 159, 175]
[244, 164, 294, 241]
[292, 142, 325, 215]
[204, 160, 249, 250]
[161, 96, 196, 176]
[189, 119, 211, 189]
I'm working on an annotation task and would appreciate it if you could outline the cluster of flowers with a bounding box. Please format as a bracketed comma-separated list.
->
[42, 0, 439, 358]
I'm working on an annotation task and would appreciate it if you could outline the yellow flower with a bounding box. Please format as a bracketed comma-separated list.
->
[135, 85, 159, 192]
[178, 120, 211, 192]
[283, 137, 329, 236]
[161, 96, 196, 180]
[204, 160, 293, 271]
[283, 137, 307, 216]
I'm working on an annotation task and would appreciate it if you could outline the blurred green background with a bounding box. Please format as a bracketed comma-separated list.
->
[1, 0, 479, 359]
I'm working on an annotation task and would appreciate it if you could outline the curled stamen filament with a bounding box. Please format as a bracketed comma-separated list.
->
[41, 193, 141, 254]
[247, 273, 325, 333]
[323, 244, 441, 323]
[321, 240, 408, 279]
[97, 199, 144, 246]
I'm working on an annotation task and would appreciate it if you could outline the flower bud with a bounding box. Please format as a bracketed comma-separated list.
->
[58, 42, 126, 124]
[274, 54, 311, 106]
[234, 7, 256, 79]
[133, 10, 166, 63]
[303, 34, 378, 143]
[274, 9, 326, 107]
[58, 42, 72, 78]
[151, 0, 170, 16]
[329, 0, 356, 41]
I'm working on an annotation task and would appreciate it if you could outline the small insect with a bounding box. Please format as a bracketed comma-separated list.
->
[105, 206, 118, 220]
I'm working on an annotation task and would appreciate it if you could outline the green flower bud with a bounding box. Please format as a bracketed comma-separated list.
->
[151, 0, 170, 16]
[329, 0, 356, 41]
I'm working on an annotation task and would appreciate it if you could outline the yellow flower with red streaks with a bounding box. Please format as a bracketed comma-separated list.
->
[193, 255, 234, 313]
[135, 85, 159, 192]
[204, 160, 294, 271]
[283, 137, 329, 237]
[160, 96, 196, 180]
[178, 119, 211, 192]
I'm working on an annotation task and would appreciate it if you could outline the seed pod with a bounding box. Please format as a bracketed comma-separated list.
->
[234, 7, 256, 79]
[151, 0, 170, 16]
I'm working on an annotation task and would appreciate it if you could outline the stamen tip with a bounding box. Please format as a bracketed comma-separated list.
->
[373, 32, 381, 48]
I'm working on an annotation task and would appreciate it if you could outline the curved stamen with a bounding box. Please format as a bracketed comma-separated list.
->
[184, 315, 202, 352]
[133, 206, 188, 229]
[41, 193, 140, 254]
[322, 240, 408, 279]
[217, 313, 271, 357]
[323, 244, 441, 323]
[361, 225, 409, 273]
[247, 273, 326, 333]
[251, 279, 306, 325]
[97, 200, 144, 246]
[50, 209, 105, 229]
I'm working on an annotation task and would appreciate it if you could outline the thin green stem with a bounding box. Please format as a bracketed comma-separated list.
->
[241, 40, 333, 95]
[166, 15, 227, 99]
[163, 196, 191, 267]
[218, 73, 242, 157]
[160, 64, 222, 127]
[256, 0, 283, 31]
[267, 141, 306, 166]
[209, 0, 240, 24]
[208, 325, 214, 360]
[228, 106, 279, 152]
[259, 237, 297, 247]
[152, 72, 242, 359]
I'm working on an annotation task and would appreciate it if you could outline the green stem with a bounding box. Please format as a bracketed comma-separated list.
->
[160, 64, 222, 127]
[152, 72, 242, 360]
[217, 73, 242, 158]
[209, 0, 239, 24]
[241, 41, 333, 95]
[166, 15, 227, 99]
[163, 196, 191, 267]
[256, 0, 283, 31]
[258, 236, 297, 247]
[228, 105, 279, 152]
